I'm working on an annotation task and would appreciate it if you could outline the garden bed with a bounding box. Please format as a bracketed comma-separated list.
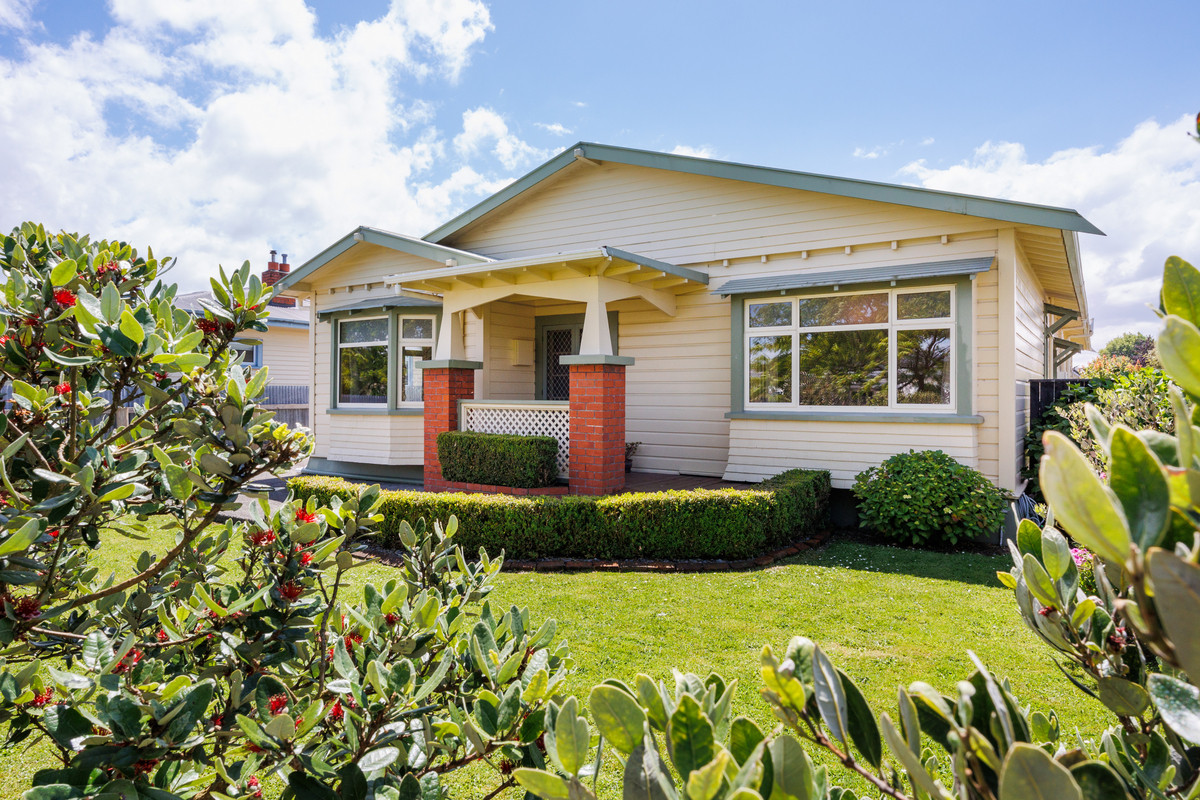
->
[288, 468, 830, 561]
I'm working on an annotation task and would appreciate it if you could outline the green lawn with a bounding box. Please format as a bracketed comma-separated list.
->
[0, 524, 1112, 800]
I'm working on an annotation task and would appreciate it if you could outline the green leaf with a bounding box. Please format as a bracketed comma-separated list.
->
[513, 768, 571, 800]
[668, 694, 715, 783]
[96, 483, 137, 503]
[1163, 256, 1200, 329]
[812, 646, 849, 748]
[1022, 554, 1059, 609]
[998, 742, 1082, 800]
[287, 772, 337, 800]
[1040, 431, 1131, 565]
[685, 750, 730, 800]
[1159, 315, 1200, 399]
[81, 630, 109, 671]
[549, 696, 590, 776]
[767, 735, 814, 800]
[1148, 673, 1200, 744]
[1041, 528, 1072, 582]
[50, 259, 77, 286]
[881, 713, 950, 800]
[358, 747, 400, 773]
[622, 742, 676, 800]
[1097, 677, 1151, 717]
[1108, 427, 1169, 549]
[165, 681, 214, 743]
[838, 670, 882, 769]
[589, 684, 647, 755]
[412, 654, 451, 703]
[100, 283, 121, 323]
[1145, 549, 1200, 682]
[42, 705, 93, 750]
[729, 716, 765, 765]
[1069, 761, 1131, 800]
[0, 519, 41, 557]
[1016, 518, 1043, 561]
[43, 349, 94, 366]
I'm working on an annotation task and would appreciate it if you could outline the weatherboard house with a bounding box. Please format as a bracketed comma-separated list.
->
[275, 143, 1099, 497]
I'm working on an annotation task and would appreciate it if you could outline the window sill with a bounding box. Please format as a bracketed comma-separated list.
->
[327, 407, 423, 416]
[726, 410, 983, 424]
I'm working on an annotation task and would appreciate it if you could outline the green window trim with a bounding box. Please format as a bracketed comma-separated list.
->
[729, 273, 973, 417]
[534, 311, 619, 401]
[327, 306, 442, 414]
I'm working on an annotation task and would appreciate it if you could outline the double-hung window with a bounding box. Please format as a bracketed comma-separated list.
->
[398, 316, 435, 403]
[745, 286, 955, 411]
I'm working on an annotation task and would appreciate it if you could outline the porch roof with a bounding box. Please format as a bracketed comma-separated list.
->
[316, 295, 441, 319]
[711, 256, 995, 296]
[383, 246, 708, 293]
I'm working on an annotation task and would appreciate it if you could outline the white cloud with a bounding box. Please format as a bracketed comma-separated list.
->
[901, 115, 1200, 349]
[671, 144, 715, 159]
[0, 0, 544, 292]
[920, 137, 935, 146]
[571, 100, 587, 108]
[454, 107, 547, 170]
[853, 146, 887, 159]
[535, 122, 572, 137]
[0, 0, 37, 31]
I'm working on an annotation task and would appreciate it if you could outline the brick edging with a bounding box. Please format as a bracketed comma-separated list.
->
[362, 529, 833, 572]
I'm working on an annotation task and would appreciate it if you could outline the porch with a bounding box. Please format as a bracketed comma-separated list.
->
[393, 247, 711, 496]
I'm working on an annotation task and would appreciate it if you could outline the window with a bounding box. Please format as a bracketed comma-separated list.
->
[744, 287, 954, 411]
[398, 316, 435, 403]
[338, 317, 388, 406]
[230, 340, 263, 369]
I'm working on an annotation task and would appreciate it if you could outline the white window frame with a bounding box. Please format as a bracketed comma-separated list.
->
[743, 285, 956, 413]
[397, 315, 437, 406]
[337, 315, 390, 408]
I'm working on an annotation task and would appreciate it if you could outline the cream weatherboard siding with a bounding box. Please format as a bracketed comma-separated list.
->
[973, 265, 1001, 486]
[1013, 249, 1049, 488]
[259, 326, 310, 386]
[723, 419, 978, 486]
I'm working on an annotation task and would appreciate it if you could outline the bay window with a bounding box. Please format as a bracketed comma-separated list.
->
[745, 286, 955, 412]
[335, 312, 438, 408]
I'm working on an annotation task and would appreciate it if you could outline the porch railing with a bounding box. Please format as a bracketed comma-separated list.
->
[459, 400, 570, 478]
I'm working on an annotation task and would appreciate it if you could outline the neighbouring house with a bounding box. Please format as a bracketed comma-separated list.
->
[275, 142, 1099, 497]
[179, 252, 312, 426]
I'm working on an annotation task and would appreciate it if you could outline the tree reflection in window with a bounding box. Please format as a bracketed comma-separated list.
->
[897, 328, 951, 404]
[748, 335, 792, 402]
[795, 330, 888, 406]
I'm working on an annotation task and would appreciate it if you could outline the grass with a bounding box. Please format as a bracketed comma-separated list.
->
[0, 524, 1113, 800]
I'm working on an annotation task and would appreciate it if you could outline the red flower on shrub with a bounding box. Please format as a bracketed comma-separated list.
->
[153, 371, 167, 381]
[53, 289, 76, 307]
[279, 581, 303, 602]
[46, 528, 59, 539]
[112, 648, 143, 674]
[13, 596, 40, 621]
[385, 612, 400, 626]
[249, 529, 276, 547]
[29, 688, 53, 707]
[294, 508, 316, 524]
[23, 315, 41, 328]
[132, 759, 159, 776]
[297, 549, 313, 566]
[329, 700, 344, 721]
[95, 261, 121, 277]
[344, 632, 362, 650]
[0, 334, 13, 346]
[156, 629, 169, 642]
[54, 382, 72, 396]
[246, 776, 263, 799]
[268, 694, 288, 715]
[196, 318, 219, 335]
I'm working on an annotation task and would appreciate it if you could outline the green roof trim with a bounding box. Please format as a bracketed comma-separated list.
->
[713, 256, 993, 296]
[277, 226, 492, 292]
[423, 142, 1104, 244]
[601, 246, 708, 285]
[317, 295, 442, 319]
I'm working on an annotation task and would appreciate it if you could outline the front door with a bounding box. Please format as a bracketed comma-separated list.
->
[542, 324, 582, 401]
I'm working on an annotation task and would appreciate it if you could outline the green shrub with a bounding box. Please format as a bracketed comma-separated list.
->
[436, 430, 559, 488]
[852, 449, 1006, 547]
[1021, 379, 1102, 496]
[288, 468, 830, 560]
[1063, 366, 1174, 472]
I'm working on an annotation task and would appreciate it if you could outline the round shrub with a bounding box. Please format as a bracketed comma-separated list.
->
[852, 449, 1006, 547]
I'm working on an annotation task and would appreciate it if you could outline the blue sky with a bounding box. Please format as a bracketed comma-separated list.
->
[1, 0, 1198, 348]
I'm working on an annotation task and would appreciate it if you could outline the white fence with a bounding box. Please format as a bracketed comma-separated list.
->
[459, 400, 570, 477]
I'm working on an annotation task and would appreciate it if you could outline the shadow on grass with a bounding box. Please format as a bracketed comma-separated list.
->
[791, 535, 1010, 588]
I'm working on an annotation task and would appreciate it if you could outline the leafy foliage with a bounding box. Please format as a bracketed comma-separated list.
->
[436, 431, 559, 488]
[0, 223, 567, 799]
[290, 469, 831, 560]
[852, 450, 1006, 547]
[512, 255, 1200, 800]
[1062, 366, 1174, 472]
[1099, 331, 1159, 367]
[1021, 379, 1102, 498]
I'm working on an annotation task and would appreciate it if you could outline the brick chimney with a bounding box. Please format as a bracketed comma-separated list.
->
[262, 250, 296, 307]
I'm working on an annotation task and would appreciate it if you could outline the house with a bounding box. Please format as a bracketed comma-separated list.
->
[274, 142, 1099, 497]
[178, 252, 312, 425]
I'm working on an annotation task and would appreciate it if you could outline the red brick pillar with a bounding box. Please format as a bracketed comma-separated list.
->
[419, 360, 481, 491]
[565, 356, 633, 496]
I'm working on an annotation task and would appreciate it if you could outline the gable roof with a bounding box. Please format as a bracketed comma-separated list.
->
[424, 142, 1105, 244]
[276, 225, 493, 292]
[174, 291, 309, 328]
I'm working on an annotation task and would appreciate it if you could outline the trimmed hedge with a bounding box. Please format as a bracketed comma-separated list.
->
[436, 431, 559, 488]
[288, 468, 830, 561]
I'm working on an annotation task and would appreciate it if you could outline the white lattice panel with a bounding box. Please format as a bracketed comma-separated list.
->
[461, 402, 570, 477]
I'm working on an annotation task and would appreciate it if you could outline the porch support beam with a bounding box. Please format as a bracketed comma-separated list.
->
[439, 275, 677, 324]
[433, 310, 467, 360]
